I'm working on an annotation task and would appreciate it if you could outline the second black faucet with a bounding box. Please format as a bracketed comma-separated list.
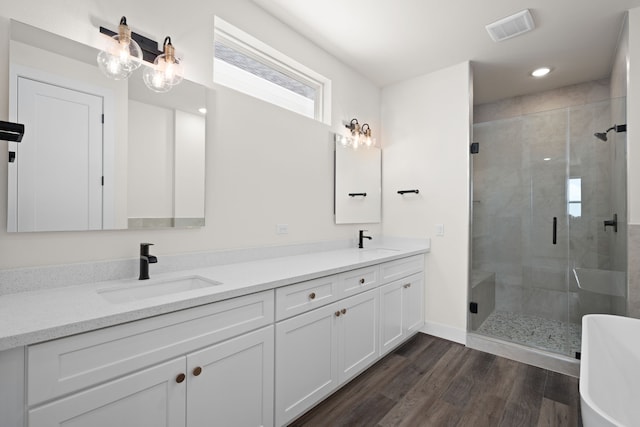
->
[139, 243, 158, 280]
[358, 230, 372, 248]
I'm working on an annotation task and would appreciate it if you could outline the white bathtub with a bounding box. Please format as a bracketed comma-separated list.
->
[580, 315, 640, 427]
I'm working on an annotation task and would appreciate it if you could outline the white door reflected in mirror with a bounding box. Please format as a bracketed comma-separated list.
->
[15, 78, 104, 232]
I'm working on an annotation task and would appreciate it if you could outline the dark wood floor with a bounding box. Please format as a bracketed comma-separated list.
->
[290, 333, 581, 427]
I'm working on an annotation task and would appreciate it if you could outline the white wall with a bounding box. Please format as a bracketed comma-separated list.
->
[127, 100, 174, 219]
[174, 110, 205, 219]
[381, 62, 472, 343]
[0, 0, 381, 269]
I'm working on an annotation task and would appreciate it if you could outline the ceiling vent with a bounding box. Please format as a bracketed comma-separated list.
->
[485, 9, 535, 42]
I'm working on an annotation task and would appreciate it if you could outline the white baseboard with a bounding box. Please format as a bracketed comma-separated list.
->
[420, 321, 466, 344]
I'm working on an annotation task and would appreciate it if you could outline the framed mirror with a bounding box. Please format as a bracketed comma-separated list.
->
[334, 141, 381, 224]
[7, 20, 207, 232]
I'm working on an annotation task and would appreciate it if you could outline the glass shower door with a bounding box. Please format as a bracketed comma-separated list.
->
[470, 107, 573, 356]
[522, 108, 572, 355]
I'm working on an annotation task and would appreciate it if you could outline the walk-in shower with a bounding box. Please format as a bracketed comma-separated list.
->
[468, 95, 627, 362]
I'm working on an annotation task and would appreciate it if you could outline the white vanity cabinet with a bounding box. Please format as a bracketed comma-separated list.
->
[26, 290, 275, 427]
[274, 254, 424, 426]
[274, 299, 339, 426]
[186, 326, 274, 427]
[275, 289, 379, 426]
[29, 357, 188, 427]
[379, 273, 425, 355]
[7, 251, 427, 427]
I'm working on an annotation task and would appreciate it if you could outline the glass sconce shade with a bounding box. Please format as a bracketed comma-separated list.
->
[362, 124, 374, 147]
[97, 17, 143, 80]
[342, 118, 376, 149]
[143, 37, 184, 92]
[142, 65, 173, 92]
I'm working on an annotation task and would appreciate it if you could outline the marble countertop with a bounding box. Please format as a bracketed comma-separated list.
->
[0, 241, 429, 352]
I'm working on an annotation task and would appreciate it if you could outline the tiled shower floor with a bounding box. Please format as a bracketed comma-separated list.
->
[476, 310, 582, 356]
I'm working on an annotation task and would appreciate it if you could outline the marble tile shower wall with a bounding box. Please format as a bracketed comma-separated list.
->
[473, 80, 620, 324]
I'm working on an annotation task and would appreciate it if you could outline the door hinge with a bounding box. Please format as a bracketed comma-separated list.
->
[469, 302, 478, 314]
[101, 176, 104, 186]
[470, 142, 479, 154]
[101, 114, 104, 124]
[575, 351, 581, 360]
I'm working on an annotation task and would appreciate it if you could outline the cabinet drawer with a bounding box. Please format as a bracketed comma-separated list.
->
[380, 255, 424, 283]
[27, 290, 274, 406]
[339, 265, 380, 297]
[275, 275, 338, 321]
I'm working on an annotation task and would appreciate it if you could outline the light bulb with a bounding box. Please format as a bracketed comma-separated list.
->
[352, 132, 360, 147]
[143, 65, 172, 93]
[361, 124, 374, 148]
[157, 56, 183, 86]
[352, 135, 360, 150]
[97, 17, 142, 80]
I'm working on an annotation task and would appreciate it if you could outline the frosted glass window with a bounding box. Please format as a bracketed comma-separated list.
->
[568, 178, 582, 218]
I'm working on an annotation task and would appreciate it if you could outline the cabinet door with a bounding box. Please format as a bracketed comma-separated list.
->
[28, 358, 186, 427]
[379, 280, 404, 355]
[186, 326, 274, 427]
[337, 290, 379, 383]
[403, 274, 425, 335]
[275, 304, 338, 426]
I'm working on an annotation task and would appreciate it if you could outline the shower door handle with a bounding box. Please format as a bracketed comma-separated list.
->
[552, 217, 557, 245]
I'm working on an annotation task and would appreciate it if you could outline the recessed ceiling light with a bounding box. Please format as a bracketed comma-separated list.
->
[543, 157, 551, 161]
[531, 67, 551, 77]
[198, 107, 207, 114]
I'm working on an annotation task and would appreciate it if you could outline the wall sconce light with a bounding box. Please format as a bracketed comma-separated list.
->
[143, 37, 184, 93]
[338, 118, 376, 149]
[96, 17, 143, 80]
[98, 17, 184, 92]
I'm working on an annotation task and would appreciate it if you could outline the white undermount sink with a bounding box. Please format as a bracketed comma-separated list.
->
[98, 276, 222, 304]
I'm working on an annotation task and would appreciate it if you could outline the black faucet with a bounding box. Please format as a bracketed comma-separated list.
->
[139, 243, 158, 280]
[358, 230, 372, 248]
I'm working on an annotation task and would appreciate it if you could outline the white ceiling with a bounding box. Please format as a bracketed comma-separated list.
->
[252, 0, 640, 104]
